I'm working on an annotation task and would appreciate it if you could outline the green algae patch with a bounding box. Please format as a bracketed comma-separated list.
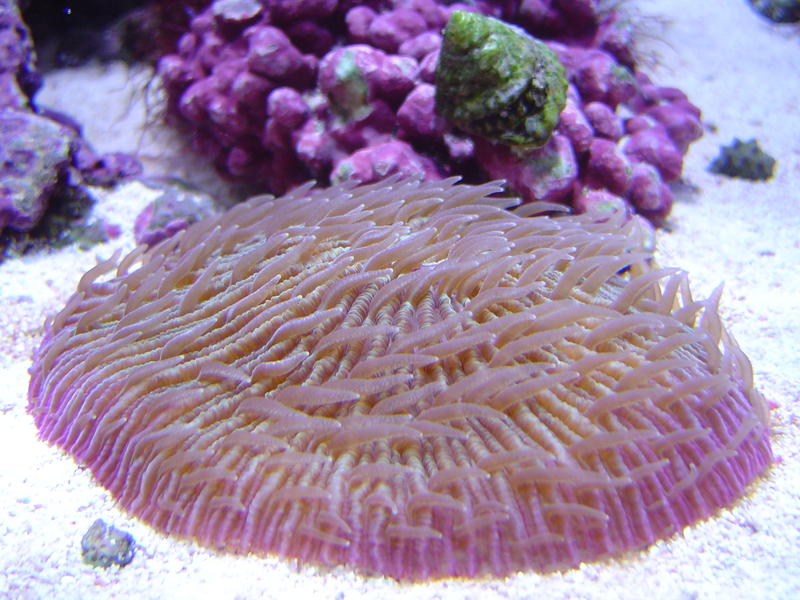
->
[709, 138, 776, 181]
[434, 10, 567, 149]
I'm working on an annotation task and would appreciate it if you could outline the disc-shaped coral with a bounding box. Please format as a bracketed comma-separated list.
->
[28, 178, 772, 580]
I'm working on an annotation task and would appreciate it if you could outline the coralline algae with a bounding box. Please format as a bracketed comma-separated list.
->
[157, 0, 703, 222]
[0, 0, 142, 239]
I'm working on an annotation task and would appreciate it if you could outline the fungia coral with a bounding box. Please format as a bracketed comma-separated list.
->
[28, 178, 772, 580]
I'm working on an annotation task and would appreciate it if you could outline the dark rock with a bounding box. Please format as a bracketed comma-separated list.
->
[748, 0, 800, 23]
[709, 138, 776, 181]
[71, 141, 143, 187]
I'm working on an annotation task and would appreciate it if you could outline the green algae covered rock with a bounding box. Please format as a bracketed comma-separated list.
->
[709, 138, 776, 181]
[434, 10, 567, 149]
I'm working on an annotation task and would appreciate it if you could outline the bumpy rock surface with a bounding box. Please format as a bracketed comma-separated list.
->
[434, 10, 567, 149]
[0, 0, 142, 239]
[157, 0, 703, 223]
[0, 111, 71, 232]
[134, 179, 219, 246]
[0, 0, 40, 109]
[81, 519, 136, 568]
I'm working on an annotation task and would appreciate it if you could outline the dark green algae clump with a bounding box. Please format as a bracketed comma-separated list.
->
[748, 0, 800, 23]
[709, 138, 776, 181]
[434, 10, 568, 149]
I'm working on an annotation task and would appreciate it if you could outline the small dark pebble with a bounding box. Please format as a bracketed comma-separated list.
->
[708, 138, 776, 181]
[748, 0, 800, 23]
[81, 518, 136, 568]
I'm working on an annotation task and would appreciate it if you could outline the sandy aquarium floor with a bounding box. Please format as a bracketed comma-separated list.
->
[1, 1, 798, 599]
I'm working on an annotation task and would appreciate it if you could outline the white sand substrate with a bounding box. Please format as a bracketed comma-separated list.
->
[0, 1, 797, 598]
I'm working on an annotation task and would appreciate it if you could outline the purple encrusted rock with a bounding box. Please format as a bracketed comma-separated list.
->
[594, 9, 637, 69]
[211, 0, 263, 26]
[557, 94, 594, 154]
[586, 137, 630, 196]
[267, 87, 310, 130]
[286, 21, 336, 57]
[628, 162, 673, 215]
[0, 110, 72, 232]
[513, 0, 580, 38]
[206, 94, 249, 137]
[624, 114, 652, 135]
[228, 71, 272, 118]
[397, 83, 446, 140]
[318, 45, 382, 118]
[0, 0, 40, 109]
[225, 145, 256, 177]
[583, 100, 623, 140]
[476, 134, 578, 204]
[418, 48, 439, 83]
[157, 54, 197, 91]
[269, 0, 339, 22]
[329, 98, 397, 150]
[443, 132, 474, 161]
[645, 102, 703, 154]
[72, 143, 143, 187]
[398, 31, 441, 60]
[331, 140, 441, 184]
[178, 77, 221, 124]
[376, 54, 418, 102]
[318, 44, 415, 118]
[572, 48, 637, 108]
[556, 0, 598, 22]
[245, 25, 316, 86]
[154, 0, 703, 225]
[293, 116, 337, 177]
[134, 180, 218, 247]
[368, 9, 428, 53]
[621, 124, 683, 182]
[0, 1, 144, 238]
[345, 6, 377, 42]
[397, 0, 448, 28]
[196, 31, 228, 71]
[574, 186, 630, 219]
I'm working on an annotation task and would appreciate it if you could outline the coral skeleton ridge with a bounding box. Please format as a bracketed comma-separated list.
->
[28, 178, 772, 580]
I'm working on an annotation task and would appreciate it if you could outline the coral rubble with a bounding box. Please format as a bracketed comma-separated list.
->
[80, 519, 136, 568]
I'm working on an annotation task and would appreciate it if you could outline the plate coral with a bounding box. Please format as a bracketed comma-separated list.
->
[28, 178, 772, 580]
